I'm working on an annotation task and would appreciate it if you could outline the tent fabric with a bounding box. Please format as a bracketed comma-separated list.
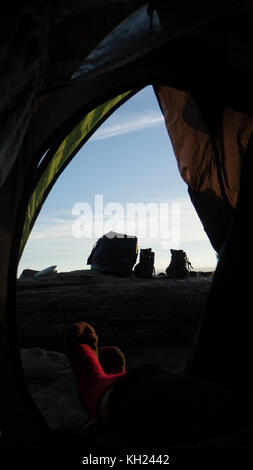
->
[156, 85, 253, 252]
[1, 1, 253, 449]
[186, 133, 253, 387]
[14, 2, 233, 192]
[19, 91, 132, 258]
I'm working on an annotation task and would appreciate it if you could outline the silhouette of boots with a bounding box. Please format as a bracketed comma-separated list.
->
[134, 248, 155, 279]
[166, 249, 192, 278]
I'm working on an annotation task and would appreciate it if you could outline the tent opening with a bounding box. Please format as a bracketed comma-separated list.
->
[16, 85, 216, 432]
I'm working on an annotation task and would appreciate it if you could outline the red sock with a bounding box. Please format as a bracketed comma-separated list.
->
[69, 344, 124, 420]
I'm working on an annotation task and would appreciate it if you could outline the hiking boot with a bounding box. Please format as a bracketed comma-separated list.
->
[134, 248, 155, 279]
[166, 249, 193, 278]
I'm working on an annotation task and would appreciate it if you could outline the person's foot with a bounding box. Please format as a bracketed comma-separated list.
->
[99, 346, 126, 374]
[65, 323, 125, 420]
[65, 321, 98, 358]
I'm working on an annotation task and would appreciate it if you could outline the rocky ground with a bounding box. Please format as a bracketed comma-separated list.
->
[16, 268, 213, 432]
[16, 270, 253, 448]
[16, 269, 213, 372]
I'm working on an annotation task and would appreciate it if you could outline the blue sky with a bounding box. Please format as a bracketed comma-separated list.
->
[18, 86, 217, 276]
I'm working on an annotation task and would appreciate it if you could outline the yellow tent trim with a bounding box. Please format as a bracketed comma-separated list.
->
[20, 91, 132, 258]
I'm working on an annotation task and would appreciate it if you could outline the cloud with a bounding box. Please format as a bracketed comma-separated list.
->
[28, 197, 208, 246]
[90, 111, 164, 141]
[29, 216, 73, 240]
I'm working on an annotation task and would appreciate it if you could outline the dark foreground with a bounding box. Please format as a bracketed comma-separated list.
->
[16, 269, 213, 434]
[15, 270, 253, 450]
[16, 269, 213, 370]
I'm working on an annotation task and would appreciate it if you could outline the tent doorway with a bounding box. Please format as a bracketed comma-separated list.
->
[16, 86, 215, 432]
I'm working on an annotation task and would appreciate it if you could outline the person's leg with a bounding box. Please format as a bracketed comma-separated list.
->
[102, 362, 251, 447]
[66, 322, 252, 447]
[66, 322, 125, 421]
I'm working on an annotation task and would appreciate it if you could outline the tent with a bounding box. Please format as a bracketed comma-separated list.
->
[0, 1, 253, 449]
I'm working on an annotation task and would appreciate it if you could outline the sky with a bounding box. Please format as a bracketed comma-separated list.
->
[18, 86, 217, 276]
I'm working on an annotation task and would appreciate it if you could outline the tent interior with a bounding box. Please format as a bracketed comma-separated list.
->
[0, 1, 253, 450]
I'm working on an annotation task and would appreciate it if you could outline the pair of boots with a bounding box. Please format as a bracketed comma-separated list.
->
[134, 248, 155, 279]
[166, 249, 193, 279]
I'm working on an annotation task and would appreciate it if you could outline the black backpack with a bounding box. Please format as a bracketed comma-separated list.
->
[87, 231, 138, 277]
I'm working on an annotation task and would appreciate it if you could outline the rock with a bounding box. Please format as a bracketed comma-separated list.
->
[20, 347, 71, 380]
[16, 269, 213, 353]
[34, 265, 57, 278]
[20, 347, 87, 430]
[19, 269, 39, 279]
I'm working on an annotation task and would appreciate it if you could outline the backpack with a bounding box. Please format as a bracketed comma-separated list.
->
[87, 231, 138, 277]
